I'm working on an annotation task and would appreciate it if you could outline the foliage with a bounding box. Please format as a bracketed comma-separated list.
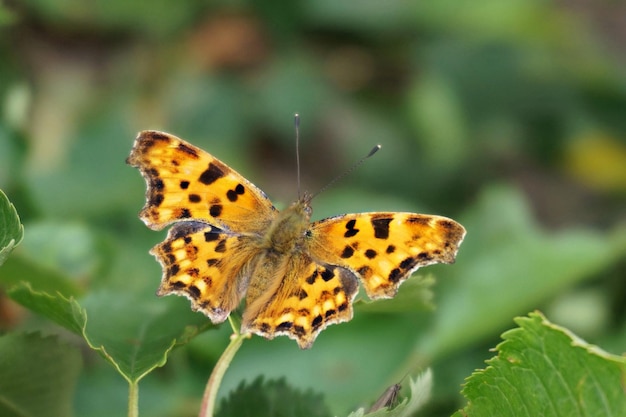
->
[0, 190, 23, 266]
[216, 376, 331, 417]
[0, 332, 81, 417]
[1, 1, 625, 416]
[456, 312, 626, 417]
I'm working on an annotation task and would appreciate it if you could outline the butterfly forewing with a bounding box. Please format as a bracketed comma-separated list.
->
[308, 213, 466, 299]
[127, 130, 276, 233]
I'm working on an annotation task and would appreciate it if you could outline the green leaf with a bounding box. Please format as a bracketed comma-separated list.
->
[0, 189, 24, 267]
[348, 369, 433, 417]
[0, 332, 82, 417]
[9, 284, 212, 383]
[216, 376, 332, 417]
[456, 311, 626, 417]
[81, 291, 212, 383]
[8, 283, 87, 334]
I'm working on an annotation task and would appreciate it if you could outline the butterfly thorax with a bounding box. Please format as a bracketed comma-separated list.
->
[261, 198, 312, 254]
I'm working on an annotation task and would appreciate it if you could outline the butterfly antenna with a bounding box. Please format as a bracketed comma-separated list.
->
[295, 113, 302, 199]
[311, 143, 381, 200]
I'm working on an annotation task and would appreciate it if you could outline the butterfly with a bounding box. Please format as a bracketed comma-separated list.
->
[127, 130, 466, 349]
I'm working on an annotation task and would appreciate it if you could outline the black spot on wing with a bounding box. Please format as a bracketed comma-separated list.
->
[204, 232, 220, 241]
[371, 218, 392, 239]
[357, 265, 372, 278]
[188, 285, 201, 299]
[199, 163, 225, 185]
[150, 193, 164, 207]
[389, 268, 402, 283]
[226, 183, 246, 202]
[344, 219, 359, 238]
[214, 239, 227, 253]
[178, 143, 199, 158]
[417, 252, 432, 261]
[312, 315, 323, 329]
[206, 258, 220, 267]
[400, 257, 418, 269]
[210, 204, 223, 217]
[153, 178, 164, 191]
[170, 280, 184, 288]
[341, 245, 355, 258]
[277, 321, 293, 331]
[321, 268, 335, 281]
[306, 270, 318, 284]
[168, 264, 180, 276]
[406, 216, 430, 226]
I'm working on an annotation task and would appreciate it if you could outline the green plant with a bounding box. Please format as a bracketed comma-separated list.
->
[1, 189, 624, 417]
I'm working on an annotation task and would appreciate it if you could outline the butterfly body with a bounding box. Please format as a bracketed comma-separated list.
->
[128, 130, 466, 349]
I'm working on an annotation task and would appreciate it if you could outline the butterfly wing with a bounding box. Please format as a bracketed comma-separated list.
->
[240, 253, 359, 349]
[128, 130, 277, 322]
[307, 213, 466, 299]
[151, 221, 261, 323]
[127, 130, 277, 233]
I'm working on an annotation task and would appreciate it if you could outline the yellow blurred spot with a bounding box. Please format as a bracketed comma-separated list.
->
[564, 133, 626, 192]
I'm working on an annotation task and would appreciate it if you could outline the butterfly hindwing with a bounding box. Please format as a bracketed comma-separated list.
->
[126, 130, 276, 233]
[152, 221, 259, 323]
[241, 254, 359, 349]
[307, 213, 466, 299]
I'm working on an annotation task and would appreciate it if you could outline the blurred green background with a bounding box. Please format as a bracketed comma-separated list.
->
[1, 1, 625, 416]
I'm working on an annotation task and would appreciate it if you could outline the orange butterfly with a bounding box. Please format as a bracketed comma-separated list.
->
[127, 131, 465, 349]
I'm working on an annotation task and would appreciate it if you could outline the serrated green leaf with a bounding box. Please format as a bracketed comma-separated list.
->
[456, 311, 626, 417]
[81, 291, 212, 383]
[8, 283, 86, 334]
[0, 332, 82, 417]
[0, 189, 24, 267]
[216, 376, 332, 417]
[9, 284, 212, 383]
[347, 369, 432, 417]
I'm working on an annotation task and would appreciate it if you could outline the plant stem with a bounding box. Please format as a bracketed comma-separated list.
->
[128, 382, 139, 417]
[198, 331, 246, 417]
